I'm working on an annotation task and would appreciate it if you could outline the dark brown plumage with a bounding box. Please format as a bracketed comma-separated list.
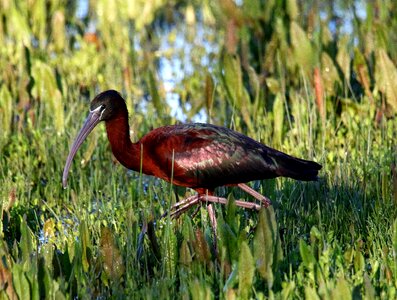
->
[63, 90, 321, 215]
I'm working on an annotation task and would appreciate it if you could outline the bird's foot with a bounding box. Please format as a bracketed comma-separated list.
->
[168, 196, 201, 219]
[162, 187, 271, 220]
[164, 194, 263, 219]
[160, 194, 203, 219]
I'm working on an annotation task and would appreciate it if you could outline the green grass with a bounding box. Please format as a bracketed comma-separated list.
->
[1, 0, 397, 299]
[1, 96, 396, 298]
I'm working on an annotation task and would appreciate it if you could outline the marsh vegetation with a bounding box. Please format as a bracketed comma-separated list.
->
[0, 0, 396, 298]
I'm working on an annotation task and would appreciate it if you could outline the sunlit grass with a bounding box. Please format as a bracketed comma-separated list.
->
[1, 94, 396, 298]
[1, 0, 397, 298]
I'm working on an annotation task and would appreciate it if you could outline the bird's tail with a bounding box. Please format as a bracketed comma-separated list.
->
[272, 150, 322, 181]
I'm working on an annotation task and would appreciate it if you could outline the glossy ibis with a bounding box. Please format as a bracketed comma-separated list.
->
[63, 90, 321, 227]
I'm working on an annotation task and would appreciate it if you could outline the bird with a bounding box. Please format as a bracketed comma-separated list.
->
[63, 90, 321, 229]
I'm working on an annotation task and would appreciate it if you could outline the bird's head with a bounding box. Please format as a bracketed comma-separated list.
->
[62, 90, 127, 188]
[90, 89, 127, 121]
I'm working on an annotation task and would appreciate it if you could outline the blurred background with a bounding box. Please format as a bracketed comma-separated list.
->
[1, 0, 396, 140]
[0, 0, 396, 298]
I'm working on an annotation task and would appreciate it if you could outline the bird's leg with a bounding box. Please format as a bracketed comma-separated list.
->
[170, 195, 198, 210]
[162, 191, 265, 261]
[198, 195, 262, 210]
[190, 205, 201, 219]
[161, 195, 199, 218]
[165, 193, 224, 219]
[165, 186, 268, 219]
[237, 183, 272, 207]
[167, 194, 263, 218]
[167, 195, 201, 219]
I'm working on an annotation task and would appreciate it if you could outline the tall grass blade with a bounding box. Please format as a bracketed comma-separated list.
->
[238, 241, 254, 299]
[299, 239, 316, 270]
[147, 70, 163, 117]
[354, 48, 373, 104]
[321, 52, 341, 97]
[163, 222, 177, 278]
[179, 239, 192, 266]
[336, 36, 351, 83]
[205, 73, 215, 120]
[364, 273, 376, 300]
[0, 85, 12, 146]
[393, 163, 397, 204]
[193, 228, 211, 263]
[31, 60, 64, 133]
[20, 217, 34, 264]
[273, 93, 284, 146]
[290, 21, 314, 75]
[304, 286, 320, 300]
[12, 264, 30, 300]
[375, 48, 397, 114]
[100, 227, 125, 280]
[9, 5, 31, 45]
[393, 219, 397, 275]
[222, 54, 243, 109]
[0, 258, 17, 300]
[51, 10, 66, 52]
[79, 221, 91, 273]
[313, 67, 325, 124]
[331, 277, 351, 300]
[253, 207, 282, 288]
[286, 0, 299, 20]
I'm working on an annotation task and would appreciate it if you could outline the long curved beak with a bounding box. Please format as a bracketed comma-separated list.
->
[62, 107, 103, 188]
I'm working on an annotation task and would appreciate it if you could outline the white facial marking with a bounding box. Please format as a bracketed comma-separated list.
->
[90, 105, 102, 113]
[100, 108, 106, 119]
[90, 105, 106, 119]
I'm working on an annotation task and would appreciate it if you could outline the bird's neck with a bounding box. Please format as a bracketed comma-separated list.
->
[105, 113, 142, 172]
